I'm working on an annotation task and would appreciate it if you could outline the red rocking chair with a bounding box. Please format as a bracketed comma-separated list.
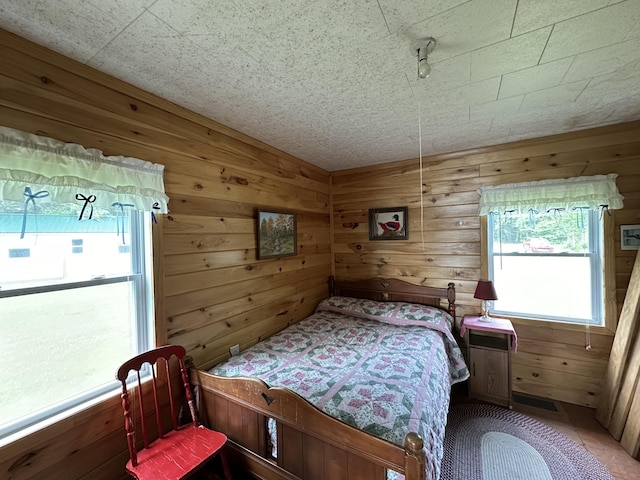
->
[116, 345, 231, 480]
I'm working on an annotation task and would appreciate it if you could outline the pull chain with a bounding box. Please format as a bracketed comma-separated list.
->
[419, 99, 425, 251]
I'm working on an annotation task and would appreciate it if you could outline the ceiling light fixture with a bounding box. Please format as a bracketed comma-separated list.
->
[412, 37, 436, 79]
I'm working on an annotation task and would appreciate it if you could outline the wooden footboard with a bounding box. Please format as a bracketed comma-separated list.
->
[191, 369, 427, 480]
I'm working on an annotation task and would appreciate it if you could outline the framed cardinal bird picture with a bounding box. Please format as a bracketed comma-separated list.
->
[369, 206, 408, 240]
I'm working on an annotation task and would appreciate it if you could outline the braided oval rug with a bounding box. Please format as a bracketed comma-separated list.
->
[440, 402, 614, 480]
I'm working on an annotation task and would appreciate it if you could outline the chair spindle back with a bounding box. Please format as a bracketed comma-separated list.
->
[116, 345, 198, 467]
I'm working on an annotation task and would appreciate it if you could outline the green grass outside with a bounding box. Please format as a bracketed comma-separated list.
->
[0, 283, 135, 427]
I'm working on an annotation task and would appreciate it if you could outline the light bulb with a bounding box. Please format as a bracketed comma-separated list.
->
[418, 58, 431, 78]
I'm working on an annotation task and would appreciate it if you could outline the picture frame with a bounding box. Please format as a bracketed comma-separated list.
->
[369, 206, 408, 241]
[621, 224, 640, 251]
[256, 209, 297, 259]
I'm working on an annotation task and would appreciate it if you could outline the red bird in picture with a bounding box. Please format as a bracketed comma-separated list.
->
[379, 214, 401, 232]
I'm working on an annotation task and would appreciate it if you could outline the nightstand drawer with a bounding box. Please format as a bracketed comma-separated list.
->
[469, 332, 510, 351]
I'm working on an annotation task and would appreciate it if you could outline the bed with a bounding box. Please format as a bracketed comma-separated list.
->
[190, 277, 469, 480]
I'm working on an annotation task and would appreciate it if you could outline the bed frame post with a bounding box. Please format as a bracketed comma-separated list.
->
[447, 282, 456, 320]
[328, 275, 335, 296]
[404, 432, 426, 480]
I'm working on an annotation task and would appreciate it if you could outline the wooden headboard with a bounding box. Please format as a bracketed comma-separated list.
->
[328, 276, 456, 320]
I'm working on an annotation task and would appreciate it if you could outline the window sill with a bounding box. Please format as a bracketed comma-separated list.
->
[0, 385, 122, 448]
[496, 315, 614, 336]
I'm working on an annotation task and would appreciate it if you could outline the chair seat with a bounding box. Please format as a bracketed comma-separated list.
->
[127, 424, 228, 480]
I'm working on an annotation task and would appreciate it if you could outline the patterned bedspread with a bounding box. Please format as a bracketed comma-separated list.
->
[210, 296, 469, 480]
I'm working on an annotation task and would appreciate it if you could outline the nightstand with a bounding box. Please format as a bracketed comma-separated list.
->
[460, 315, 517, 408]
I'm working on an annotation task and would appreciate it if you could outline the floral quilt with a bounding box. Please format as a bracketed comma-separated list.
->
[210, 297, 469, 480]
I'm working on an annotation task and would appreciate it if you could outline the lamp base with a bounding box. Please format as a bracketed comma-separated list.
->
[479, 300, 493, 322]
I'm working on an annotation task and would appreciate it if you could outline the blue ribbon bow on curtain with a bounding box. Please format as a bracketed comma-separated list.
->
[151, 202, 160, 224]
[76, 193, 96, 220]
[572, 206, 590, 230]
[21, 187, 50, 239]
[112, 202, 135, 244]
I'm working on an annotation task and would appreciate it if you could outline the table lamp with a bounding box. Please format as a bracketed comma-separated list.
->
[474, 279, 498, 322]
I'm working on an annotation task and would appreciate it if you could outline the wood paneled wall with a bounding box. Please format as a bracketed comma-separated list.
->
[1, 25, 640, 480]
[331, 121, 640, 408]
[0, 29, 330, 480]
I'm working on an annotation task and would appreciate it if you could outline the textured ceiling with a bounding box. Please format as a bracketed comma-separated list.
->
[1, 0, 640, 171]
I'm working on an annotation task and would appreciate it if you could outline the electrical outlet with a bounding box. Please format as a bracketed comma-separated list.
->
[230, 344, 240, 356]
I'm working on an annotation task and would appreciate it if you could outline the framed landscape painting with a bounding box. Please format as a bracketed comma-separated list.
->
[256, 209, 297, 259]
[369, 206, 408, 240]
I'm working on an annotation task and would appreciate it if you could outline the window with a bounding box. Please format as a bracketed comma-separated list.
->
[0, 210, 154, 439]
[8, 248, 30, 258]
[0, 126, 168, 441]
[71, 238, 84, 254]
[478, 174, 623, 327]
[488, 209, 604, 325]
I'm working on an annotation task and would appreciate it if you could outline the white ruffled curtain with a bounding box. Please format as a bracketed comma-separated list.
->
[0, 126, 169, 222]
[477, 174, 624, 215]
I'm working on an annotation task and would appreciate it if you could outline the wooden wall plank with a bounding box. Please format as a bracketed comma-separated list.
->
[597, 250, 640, 445]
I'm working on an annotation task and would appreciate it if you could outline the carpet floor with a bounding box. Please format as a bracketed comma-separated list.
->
[441, 402, 615, 480]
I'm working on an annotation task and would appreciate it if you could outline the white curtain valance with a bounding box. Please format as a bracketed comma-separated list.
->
[0, 126, 169, 214]
[477, 174, 624, 216]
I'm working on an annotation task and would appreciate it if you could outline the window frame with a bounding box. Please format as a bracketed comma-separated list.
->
[0, 211, 155, 440]
[480, 213, 617, 332]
